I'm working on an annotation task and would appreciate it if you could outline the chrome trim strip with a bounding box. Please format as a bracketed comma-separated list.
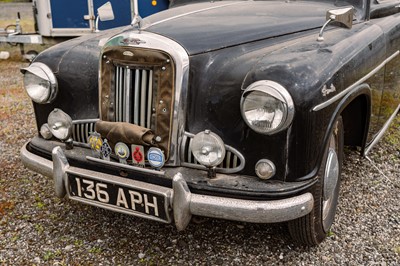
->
[147, 70, 153, 128]
[141, 2, 246, 30]
[72, 118, 99, 124]
[125, 68, 132, 122]
[140, 70, 147, 126]
[82, 124, 87, 142]
[115, 67, 121, 121]
[86, 156, 165, 176]
[233, 156, 238, 168]
[72, 126, 77, 142]
[105, 31, 190, 165]
[313, 51, 400, 112]
[133, 69, 140, 124]
[364, 103, 400, 156]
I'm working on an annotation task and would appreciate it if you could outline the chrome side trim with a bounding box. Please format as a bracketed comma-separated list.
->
[104, 31, 190, 166]
[313, 51, 400, 112]
[364, 103, 400, 156]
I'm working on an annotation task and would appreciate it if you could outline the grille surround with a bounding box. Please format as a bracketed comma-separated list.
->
[100, 47, 175, 160]
[99, 32, 190, 166]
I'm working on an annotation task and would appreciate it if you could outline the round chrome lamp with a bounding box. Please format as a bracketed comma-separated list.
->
[241, 80, 294, 135]
[191, 130, 226, 177]
[48, 109, 73, 141]
[21, 62, 58, 104]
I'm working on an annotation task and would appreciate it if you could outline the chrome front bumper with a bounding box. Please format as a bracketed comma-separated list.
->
[21, 142, 314, 230]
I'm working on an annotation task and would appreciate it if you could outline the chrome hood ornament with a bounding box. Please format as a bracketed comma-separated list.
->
[131, 0, 143, 29]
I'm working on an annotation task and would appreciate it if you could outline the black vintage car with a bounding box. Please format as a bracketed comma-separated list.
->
[20, 0, 400, 245]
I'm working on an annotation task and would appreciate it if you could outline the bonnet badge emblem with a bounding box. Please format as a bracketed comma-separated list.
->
[121, 37, 146, 45]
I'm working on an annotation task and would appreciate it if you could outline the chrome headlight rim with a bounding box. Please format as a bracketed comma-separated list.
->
[21, 62, 58, 104]
[240, 80, 295, 135]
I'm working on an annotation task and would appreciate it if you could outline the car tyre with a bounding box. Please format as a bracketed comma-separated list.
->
[288, 116, 343, 246]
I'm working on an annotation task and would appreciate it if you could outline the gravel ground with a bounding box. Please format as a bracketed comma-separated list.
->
[1, 2, 400, 265]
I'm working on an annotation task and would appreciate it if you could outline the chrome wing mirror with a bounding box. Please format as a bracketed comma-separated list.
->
[317, 7, 354, 42]
[95, 1, 115, 32]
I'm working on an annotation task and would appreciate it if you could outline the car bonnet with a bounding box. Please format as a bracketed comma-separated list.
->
[141, 0, 331, 55]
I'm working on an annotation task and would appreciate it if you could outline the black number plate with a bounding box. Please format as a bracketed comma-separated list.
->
[68, 174, 169, 222]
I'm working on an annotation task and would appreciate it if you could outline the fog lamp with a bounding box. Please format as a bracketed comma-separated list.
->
[21, 62, 57, 104]
[191, 130, 226, 168]
[48, 109, 72, 141]
[40, 123, 53, 140]
[255, 159, 276, 180]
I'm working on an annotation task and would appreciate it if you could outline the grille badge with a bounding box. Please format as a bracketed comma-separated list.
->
[123, 51, 134, 57]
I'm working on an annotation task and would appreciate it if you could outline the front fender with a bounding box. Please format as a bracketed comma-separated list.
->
[242, 22, 384, 180]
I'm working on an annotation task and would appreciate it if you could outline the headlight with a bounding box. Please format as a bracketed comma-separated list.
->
[21, 62, 57, 104]
[191, 130, 226, 167]
[240, 80, 294, 135]
[48, 109, 72, 141]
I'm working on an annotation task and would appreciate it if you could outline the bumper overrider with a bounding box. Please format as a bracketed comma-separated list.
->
[21, 142, 314, 229]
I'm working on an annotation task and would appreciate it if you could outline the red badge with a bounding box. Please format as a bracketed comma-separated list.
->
[131, 144, 145, 167]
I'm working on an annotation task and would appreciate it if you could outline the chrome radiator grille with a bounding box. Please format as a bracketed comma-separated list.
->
[114, 66, 154, 128]
[72, 119, 98, 144]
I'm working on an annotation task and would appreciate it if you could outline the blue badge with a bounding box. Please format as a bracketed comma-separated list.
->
[100, 139, 112, 161]
[147, 147, 165, 169]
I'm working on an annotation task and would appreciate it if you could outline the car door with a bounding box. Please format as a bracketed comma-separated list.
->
[368, 1, 400, 146]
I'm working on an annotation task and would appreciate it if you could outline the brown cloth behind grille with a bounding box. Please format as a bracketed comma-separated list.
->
[95, 120, 155, 148]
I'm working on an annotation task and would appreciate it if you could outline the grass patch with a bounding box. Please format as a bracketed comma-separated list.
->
[384, 114, 400, 147]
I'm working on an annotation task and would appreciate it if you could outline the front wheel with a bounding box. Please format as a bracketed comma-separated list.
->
[288, 116, 343, 246]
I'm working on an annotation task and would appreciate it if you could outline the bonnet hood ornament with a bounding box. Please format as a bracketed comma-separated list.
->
[131, 0, 143, 29]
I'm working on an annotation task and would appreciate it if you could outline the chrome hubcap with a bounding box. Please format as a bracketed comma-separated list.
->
[322, 147, 339, 222]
